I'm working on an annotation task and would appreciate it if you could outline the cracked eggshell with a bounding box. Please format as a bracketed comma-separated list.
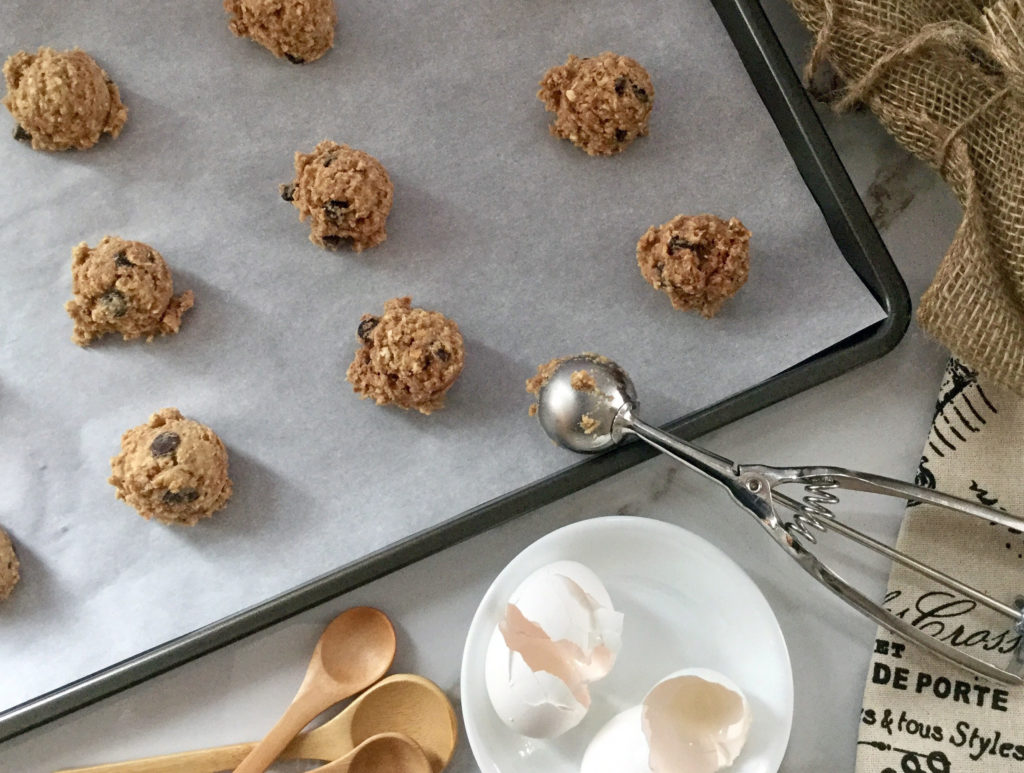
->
[580, 667, 752, 773]
[642, 668, 751, 773]
[484, 626, 589, 738]
[508, 560, 623, 665]
[483, 560, 623, 739]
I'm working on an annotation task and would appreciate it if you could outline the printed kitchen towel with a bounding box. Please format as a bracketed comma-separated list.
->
[857, 359, 1024, 773]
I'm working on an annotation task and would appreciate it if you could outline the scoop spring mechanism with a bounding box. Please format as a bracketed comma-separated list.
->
[534, 353, 1024, 685]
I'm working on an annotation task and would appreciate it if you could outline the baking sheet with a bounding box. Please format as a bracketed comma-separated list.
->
[0, 0, 885, 711]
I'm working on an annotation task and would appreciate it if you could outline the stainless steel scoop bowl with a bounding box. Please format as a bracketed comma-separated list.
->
[534, 353, 1024, 684]
[534, 354, 637, 453]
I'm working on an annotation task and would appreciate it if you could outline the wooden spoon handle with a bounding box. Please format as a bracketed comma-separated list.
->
[53, 740, 263, 773]
[233, 690, 325, 773]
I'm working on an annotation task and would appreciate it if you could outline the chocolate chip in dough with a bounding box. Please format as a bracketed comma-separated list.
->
[114, 251, 134, 267]
[279, 183, 296, 202]
[162, 487, 199, 505]
[667, 235, 698, 255]
[150, 432, 181, 458]
[285, 53, 306, 64]
[357, 316, 379, 343]
[615, 128, 628, 142]
[13, 125, 31, 142]
[99, 289, 128, 318]
[323, 199, 349, 220]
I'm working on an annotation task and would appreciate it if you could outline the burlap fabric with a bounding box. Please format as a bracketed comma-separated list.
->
[787, 0, 1024, 395]
[856, 360, 1024, 773]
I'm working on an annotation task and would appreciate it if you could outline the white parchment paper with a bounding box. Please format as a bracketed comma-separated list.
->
[0, 0, 885, 710]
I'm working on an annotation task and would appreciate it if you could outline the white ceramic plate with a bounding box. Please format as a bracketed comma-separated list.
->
[461, 515, 793, 772]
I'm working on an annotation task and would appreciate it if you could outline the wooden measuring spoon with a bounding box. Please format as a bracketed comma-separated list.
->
[232, 606, 396, 773]
[55, 674, 459, 773]
[308, 732, 431, 773]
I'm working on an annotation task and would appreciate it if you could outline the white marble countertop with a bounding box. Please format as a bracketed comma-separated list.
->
[2, 2, 964, 770]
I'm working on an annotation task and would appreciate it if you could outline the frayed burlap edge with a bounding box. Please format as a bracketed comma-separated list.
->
[788, 0, 1024, 396]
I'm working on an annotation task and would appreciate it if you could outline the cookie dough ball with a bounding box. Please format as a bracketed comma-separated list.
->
[65, 236, 195, 346]
[0, 527, 19, 601]
[2, 47, 126, 151]
[224, 0, 337, 64]
[538, 52, 653, 156]
[281, 140, 394, 251]
[346, 297, 465, 414]
[109, 408, 232, 526]
[636, 214, 750, 318]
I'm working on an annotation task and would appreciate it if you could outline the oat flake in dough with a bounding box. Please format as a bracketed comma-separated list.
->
[2, 47, 126, 151]
[109, 408, 232, 526]
[65, 236, 194, 346]
[346, 297, 465, 414]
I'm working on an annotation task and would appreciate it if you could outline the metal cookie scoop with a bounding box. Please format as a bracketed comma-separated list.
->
[535, 353, 1024, 684]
